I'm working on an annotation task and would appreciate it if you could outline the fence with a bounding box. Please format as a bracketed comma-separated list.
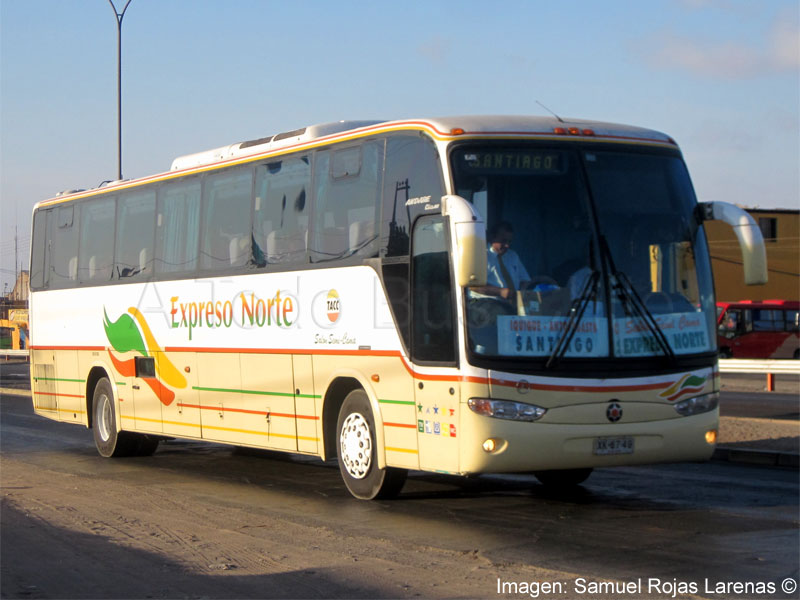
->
[718, 358, 800, 391]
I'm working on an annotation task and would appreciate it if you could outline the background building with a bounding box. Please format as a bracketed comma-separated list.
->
[704, 208, 799, 302]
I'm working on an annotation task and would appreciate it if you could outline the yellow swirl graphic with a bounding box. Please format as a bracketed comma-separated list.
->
[127, 307, 187, 389]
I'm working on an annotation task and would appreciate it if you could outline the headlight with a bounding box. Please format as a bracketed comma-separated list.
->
[674, 392, 719, 416]
[468, 398, 546, 422]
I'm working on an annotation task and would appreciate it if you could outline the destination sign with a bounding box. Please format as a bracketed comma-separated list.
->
[459, 150, 565, 174]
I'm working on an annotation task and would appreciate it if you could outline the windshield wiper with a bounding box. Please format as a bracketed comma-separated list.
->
[610, 271, 675, 361]
[546, 269, 600, 369]
[598, 236, 675, 362]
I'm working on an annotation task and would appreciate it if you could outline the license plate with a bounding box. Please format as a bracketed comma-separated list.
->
[593, 436, 634, 455]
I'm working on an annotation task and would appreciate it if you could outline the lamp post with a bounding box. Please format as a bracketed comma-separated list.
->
[108, 0, 132, 182]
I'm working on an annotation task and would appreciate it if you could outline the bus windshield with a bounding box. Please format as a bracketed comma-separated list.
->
[452, 145, 717, 363]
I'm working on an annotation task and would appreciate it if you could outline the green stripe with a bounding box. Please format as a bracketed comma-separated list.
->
[193, 386, 320, 399]
[34, 377, 85, 383]
[378, 399, 416, 406]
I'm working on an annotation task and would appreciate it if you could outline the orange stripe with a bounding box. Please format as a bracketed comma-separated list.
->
[34, 391, 84, 399]
[384, 422, 417, 429]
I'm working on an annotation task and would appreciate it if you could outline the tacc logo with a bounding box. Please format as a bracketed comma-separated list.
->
[326, 289, 340, 323]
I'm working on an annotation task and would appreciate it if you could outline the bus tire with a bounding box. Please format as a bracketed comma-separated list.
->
[336, 389, 407, 500]
[534, 468, 593, 488]
[92, 377, 138, 458]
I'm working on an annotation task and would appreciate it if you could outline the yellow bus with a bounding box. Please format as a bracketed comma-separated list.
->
[27, 116, 767, 499]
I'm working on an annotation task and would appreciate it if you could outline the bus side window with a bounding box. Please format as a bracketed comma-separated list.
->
[30, 209, 49, 290]
[379, 134, 445, 352]
[719, 309, 740, 338]
[78, 198, 115, 283]
[115, 190, 156, 280]
[310, 141, 382, 262]
[201, 169, 254, 271]
[254, 154, 310, 265]
[41, 205, 80, 289]
[753, 309, 783, 332]
[411, 216, 456, 364]
[742, 309, 753, 333]
[786, 310, 800, 333]
[155, 179, 201, 275]
[381, 135, 444, 258]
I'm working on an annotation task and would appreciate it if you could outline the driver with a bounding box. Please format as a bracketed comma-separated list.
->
[473, 221, 532, 300]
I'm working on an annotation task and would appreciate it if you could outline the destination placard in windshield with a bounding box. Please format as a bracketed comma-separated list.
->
[497, 313, 710, 358]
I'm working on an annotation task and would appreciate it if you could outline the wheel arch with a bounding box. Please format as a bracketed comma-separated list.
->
[85, 362, 117, 430]
[320, 371, 385, 468]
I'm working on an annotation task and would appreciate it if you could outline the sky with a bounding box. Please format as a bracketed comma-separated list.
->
[1, 0, 798, 292]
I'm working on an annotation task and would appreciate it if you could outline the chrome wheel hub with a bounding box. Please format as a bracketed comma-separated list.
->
[340, 412, 372, 479]
[97, 393, 112, 442]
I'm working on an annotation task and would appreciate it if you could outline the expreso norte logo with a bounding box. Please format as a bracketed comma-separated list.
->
[169, 290, 296, 340]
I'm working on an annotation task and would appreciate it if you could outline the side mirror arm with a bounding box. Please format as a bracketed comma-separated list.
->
[698, 201, 768, 285]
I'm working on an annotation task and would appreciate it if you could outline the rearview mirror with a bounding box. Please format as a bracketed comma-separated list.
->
[441, 195, 487, 287]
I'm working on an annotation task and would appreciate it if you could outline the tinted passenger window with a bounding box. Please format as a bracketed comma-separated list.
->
[412, 216, 455, 363]
[310, 141, 382, 262]
[79, 197, 115, 283]
[50, 205, 80, 287]
[156, 179, 201, 275]
[753, 309, 784, 332]
[382, 135, 443, 258]
[115, 190, 155, 280]
[253, 154, 310, 265]
[786, 310, 800, 332]
[379, 135, 444, 351]
[201, 169, 253, 271]
[30, 209, 48, 289]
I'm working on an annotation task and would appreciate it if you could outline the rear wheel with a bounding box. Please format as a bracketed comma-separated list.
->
[534, 468, 593, 488]
[336, 389, 406, 500]
[92, 377, 158, 457]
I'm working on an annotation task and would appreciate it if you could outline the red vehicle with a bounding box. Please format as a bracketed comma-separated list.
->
[717, 300, 800, 359]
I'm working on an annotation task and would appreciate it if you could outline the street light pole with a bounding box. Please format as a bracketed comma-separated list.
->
[108, 0, 132, 182]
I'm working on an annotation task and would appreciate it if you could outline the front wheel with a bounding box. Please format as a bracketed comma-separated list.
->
[336, 389, 407, 500]
[534, 468, 593, 488]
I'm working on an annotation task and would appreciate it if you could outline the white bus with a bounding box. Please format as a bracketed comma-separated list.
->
[28, 116, 767, 499]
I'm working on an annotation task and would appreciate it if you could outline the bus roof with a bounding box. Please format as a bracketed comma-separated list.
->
[170, 116, 676, 171]
[37, 115, 677, 209]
